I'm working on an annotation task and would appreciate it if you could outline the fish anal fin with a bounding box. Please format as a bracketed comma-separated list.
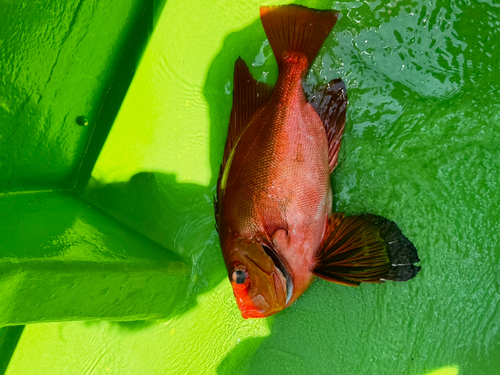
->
[215, 58, 272, 224]
[307, 78, 347, 173]
[313, 213, 420, 285]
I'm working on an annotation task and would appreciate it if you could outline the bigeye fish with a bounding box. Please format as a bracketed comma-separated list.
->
[214, 5, 420, 319]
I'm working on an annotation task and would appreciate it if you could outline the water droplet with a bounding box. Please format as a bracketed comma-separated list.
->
[76, 115, 88, 126]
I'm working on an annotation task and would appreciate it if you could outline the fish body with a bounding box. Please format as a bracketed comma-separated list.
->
[215, 5, 420, 319]
[219, 54, 332, 305]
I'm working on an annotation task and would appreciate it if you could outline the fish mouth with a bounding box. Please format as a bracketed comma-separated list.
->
[261, 244, 293, 304]
[240, 306, 268, 319]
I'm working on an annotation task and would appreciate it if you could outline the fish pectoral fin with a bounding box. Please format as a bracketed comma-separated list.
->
[306, 78, 347, 173]
[215, 58, 272, 223]
[313, 213, 420, 286]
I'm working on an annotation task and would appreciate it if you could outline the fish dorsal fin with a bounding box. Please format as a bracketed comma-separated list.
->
[222, 58, 273, 168]
[307, 79, 348, 173]
[313, 213, 420, 286]
[215, 58, 272, 225]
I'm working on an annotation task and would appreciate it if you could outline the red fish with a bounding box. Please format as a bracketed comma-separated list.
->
[215, 5, 420, 319]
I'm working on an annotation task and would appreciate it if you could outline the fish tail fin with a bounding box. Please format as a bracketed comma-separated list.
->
[260, 5, 338, 72]
[313, 213, 420, 286]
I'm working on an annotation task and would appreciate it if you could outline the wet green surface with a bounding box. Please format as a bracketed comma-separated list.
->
[0, 327, 23, 374]
[0, 0, 148, 193]
[0, 192, 189, 327]
[3, 0, 500, 373]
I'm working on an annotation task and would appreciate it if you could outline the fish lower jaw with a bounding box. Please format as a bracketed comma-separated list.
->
[238, 301, 282, 319]
[239, 307, 274, 319]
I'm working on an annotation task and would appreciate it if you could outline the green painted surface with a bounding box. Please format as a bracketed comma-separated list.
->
[2, 0, 500, 374]
[0, 192, 189, 327]
[0, 327, 23, 374]
[0, 0, 147, 192]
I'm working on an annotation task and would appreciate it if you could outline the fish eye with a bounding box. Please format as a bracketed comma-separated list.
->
[232, 270, 246, 284]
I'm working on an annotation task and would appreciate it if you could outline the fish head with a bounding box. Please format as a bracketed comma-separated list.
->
[223, 237, 293, 319]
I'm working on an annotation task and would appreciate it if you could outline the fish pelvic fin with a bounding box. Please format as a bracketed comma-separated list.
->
[307, 79, 347, 173]
[260, 5, 338, 73]
[215, 58, 272, 225]
[313, 213, 421, 286]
